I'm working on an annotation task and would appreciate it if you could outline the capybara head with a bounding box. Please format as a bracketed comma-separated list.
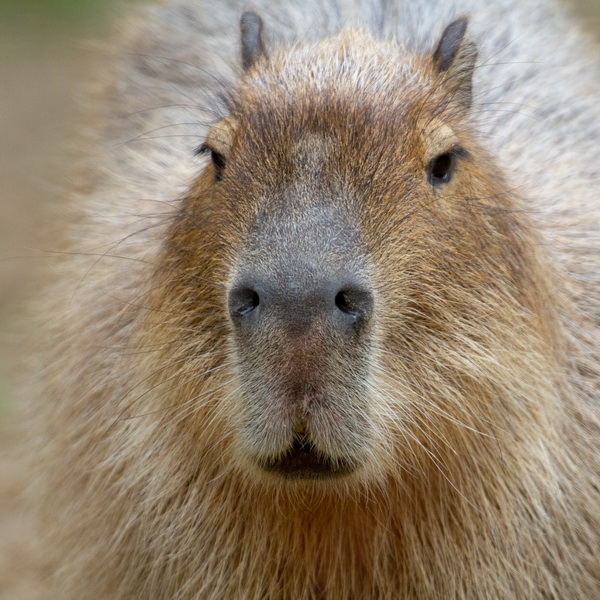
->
[155, 13, 556, 489]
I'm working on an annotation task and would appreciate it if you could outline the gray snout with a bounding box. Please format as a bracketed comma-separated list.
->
[228, 273, 373, 334]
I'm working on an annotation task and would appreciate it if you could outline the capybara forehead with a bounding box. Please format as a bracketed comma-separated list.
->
[228, 31, 449, 154]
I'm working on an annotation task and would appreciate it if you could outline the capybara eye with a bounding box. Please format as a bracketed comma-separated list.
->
[427, 152, 455, 185]
[210, 150, 227, 182]
[196, 142, 227, 182]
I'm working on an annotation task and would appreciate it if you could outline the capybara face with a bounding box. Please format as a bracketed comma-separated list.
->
[164, 23, 550, 485]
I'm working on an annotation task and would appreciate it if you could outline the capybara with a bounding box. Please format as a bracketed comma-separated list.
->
[15, 0, 600, 598]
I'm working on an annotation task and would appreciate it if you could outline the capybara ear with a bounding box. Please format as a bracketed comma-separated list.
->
[240, 11, 268, 71]
[432, 17, 477, 110]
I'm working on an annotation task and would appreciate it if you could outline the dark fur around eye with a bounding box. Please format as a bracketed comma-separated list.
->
[427, 148, 466, 186]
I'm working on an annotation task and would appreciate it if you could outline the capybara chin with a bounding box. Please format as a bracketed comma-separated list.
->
[18, 0, 600, 598]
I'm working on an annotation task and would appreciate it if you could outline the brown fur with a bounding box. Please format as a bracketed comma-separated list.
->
[11, 0, 600, 598]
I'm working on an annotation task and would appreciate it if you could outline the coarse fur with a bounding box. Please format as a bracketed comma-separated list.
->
[14, 0, 600, 598]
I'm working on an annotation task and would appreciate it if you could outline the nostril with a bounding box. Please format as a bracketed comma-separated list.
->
[241, 290, 260, 315]
[334, 287, 373, 322]
[229, 287, 260, 320]
[335, 291, 356, 315]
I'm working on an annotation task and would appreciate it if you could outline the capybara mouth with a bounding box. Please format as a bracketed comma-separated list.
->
[259, 437, 357, 480]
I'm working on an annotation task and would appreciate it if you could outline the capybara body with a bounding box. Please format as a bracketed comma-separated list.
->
[20, 0, 600, 598]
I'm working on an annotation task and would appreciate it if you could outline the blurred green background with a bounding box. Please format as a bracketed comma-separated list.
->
[0, 0, 117, 22]
[0, 0, 599, 420]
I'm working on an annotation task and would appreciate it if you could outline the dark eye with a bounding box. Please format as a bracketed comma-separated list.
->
[195, 143, 226, 182]
[210, 150, 226, 182]
[427, 151, 456, 186]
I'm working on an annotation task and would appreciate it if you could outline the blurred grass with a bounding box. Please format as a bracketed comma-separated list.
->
[0, 0, 129, 24]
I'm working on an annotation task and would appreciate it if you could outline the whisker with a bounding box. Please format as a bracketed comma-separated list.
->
[121, 366, 232, 421]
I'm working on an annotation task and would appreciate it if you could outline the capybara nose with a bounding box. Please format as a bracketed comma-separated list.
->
[228, 275, 373, 333]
